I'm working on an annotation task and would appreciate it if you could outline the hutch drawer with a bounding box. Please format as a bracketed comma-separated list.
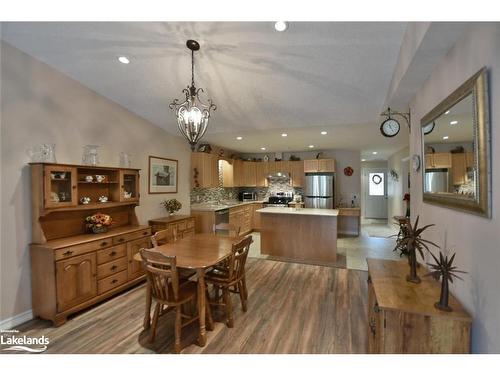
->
[97, 270, 128, 294]
[97, 257, 128, 279]
[96, 244, 127, 264]
[112, 228, 151, 245]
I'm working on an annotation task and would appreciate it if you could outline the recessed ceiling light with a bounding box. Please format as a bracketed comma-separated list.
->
[445, 110, 450, 115]
[236, 136, 243, 140]
[281, 133, 288, 137]
[118, 56, 130, 64]
[450, 120, 458, 125]
[274, 21, 288, 32]
[260, 147, 266, 151]
[372, 151, 378, 155]
[308, 145, 315, 148]
[443, 136, 449, 140]
[321, 131, 328, 135]
[361, 159, 366, 162]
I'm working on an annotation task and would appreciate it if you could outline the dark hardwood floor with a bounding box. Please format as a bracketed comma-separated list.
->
[11, 258, 369, 354]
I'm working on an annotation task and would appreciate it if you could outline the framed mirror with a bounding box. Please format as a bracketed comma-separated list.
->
[421, 67, 491, 218]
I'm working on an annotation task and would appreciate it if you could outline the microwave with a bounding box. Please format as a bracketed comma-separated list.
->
[239, 191, 256, 202]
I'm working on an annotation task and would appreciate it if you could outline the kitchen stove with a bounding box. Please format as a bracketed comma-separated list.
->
[263, 191, 294, 207]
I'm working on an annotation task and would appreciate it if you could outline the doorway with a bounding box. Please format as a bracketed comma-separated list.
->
[363, 168, 388, 219]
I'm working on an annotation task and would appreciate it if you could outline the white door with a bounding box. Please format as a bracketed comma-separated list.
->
[364, 168, 388, 219]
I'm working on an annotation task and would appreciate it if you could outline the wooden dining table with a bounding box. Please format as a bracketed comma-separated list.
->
[133, 232, 238, 347]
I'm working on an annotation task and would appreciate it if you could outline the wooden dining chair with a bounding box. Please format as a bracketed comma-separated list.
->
[140, 248, 212, 353]
[212, 223, 241, 237]
[205, 235, 252, 328]
[151, 228, 195, 281]
[151, 227, 178, 247]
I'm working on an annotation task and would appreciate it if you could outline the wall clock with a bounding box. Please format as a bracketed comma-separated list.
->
[422, 121, 435, 135]
[412, 154, 421, 172]
[380, 118, 400, 137]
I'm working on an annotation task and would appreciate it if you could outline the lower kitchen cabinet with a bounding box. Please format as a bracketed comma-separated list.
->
[229, 205, 252, 235]
[367, 258, 471, 353]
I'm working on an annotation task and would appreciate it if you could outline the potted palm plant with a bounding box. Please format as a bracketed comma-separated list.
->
[397, 215, 439, 283]
[425, 251, 466, 311]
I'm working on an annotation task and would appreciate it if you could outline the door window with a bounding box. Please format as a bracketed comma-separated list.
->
[369, 173, 385, 196]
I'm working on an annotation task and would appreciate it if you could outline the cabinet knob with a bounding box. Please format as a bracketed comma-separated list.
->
[72, 185, 76, 189]
[63, 250, 73, 256]
[101, 241, 108, 247]
[110, 251, 117, 256]
[111, 265, 117, 271]
[111, 279, 118, 284]
[118, 238, 125, 242]
[142, 232, 148, 236]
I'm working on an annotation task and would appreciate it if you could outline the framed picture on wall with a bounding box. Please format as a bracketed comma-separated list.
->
[148, 156, 178, 194]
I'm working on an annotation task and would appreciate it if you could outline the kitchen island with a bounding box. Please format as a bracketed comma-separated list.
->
[257, 207, 339, 263]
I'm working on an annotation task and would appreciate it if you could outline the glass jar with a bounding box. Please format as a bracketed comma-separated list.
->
[82, 145, 100, 166]
[119, 152, 131, 168]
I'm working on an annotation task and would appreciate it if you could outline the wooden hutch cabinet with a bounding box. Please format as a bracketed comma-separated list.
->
[30, 162, 151, 326]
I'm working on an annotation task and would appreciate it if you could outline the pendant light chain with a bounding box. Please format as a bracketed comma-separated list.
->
[191, 49, 195, 88]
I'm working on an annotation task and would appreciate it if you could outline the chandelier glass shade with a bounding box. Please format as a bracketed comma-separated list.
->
[169, 40, 216, 150]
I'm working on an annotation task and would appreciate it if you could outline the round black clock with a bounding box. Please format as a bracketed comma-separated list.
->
[380, 118, 400, 137]
[422, 121, 435, 135]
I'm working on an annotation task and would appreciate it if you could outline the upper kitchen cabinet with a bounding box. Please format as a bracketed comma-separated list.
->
[274, 160, 290, 174]
[304, 159, 336, 173]
[290, 161, 305, 187]
[233, 159, 244, 187]
[255, 162, 269, 187]
[191, 152, 219, 188]
[219, 159, 234, 188]
[425, 152, 452, 169]
[243, 161, 257, 187]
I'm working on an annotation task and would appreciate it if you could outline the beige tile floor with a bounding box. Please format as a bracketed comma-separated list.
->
[248, 219, 401, 271]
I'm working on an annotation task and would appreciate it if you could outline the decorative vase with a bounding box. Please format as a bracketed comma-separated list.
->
[92, 226, 108, 234]
[82, 145, 100, 166]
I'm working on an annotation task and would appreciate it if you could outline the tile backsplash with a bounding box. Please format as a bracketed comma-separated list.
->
[190, 180, 304, 204]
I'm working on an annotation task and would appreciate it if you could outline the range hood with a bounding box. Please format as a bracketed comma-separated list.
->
[267, 172, 291, 180]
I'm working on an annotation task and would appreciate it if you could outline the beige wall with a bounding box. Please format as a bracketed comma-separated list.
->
[0, 42, 191, 323]
[409, 23, 500, 353]
[387, 146, 409, 220]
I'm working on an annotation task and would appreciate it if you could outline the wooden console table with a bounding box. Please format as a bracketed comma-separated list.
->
[148, 215, 196, 238]
[367, 258, 471, 353]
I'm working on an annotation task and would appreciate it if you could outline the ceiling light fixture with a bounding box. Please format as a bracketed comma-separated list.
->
[308, 145, 315, 148]
[261, 147, 266, 151]
[281, 133, 288, 137]
[445, 110, 450, 115]
[170, 40, 216, 151]
[236, 136, 243, 140]
[321, 131, 328, 135]
[443, 136, 449, 140]
[372, 151, 378, 155]
[361, 159, 366, 162]
[118, 56, 130, 64]
[450, 120, 458, 125]
[274, 21, 288, 32]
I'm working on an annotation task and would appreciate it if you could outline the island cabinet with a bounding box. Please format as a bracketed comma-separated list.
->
[29, 162, 151, 326]
[148, 215, 196, 239]
[229, 205, 253, 235]
[367, 258, 471, 353]
[304, 159, 336, 173]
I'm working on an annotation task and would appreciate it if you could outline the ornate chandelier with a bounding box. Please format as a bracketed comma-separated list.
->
[169, 40, 217, 151]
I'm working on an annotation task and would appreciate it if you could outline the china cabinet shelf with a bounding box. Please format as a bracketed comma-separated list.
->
[77, 181, 119, 184]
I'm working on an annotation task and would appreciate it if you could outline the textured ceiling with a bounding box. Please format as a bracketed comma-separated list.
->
[2, 22, 410, 158]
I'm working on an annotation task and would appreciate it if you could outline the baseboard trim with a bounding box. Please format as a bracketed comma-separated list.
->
[0, 310, 33, 330]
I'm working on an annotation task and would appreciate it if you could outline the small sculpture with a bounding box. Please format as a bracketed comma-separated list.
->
[98, 196, 108, 203]
[80, 197, 91, 205]
[425, 251, 466, 312]
[393, 215, 439, 283]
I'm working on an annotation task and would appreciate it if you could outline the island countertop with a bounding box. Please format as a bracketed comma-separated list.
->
[257, 207, 339, 216]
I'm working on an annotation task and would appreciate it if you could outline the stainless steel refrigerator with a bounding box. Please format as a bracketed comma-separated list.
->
[424, 168, 449, 193]
[304, 173, 335, 209]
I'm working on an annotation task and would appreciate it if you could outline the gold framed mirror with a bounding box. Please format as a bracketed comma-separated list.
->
[421, 67, 491, 218]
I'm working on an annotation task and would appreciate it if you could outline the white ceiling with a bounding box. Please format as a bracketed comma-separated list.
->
[2, 22, 412, 158]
